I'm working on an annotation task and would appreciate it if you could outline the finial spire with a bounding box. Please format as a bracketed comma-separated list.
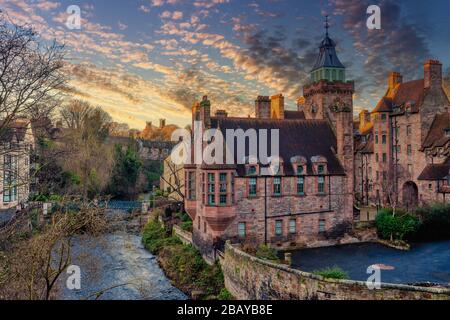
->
[325, 15, 329, 37]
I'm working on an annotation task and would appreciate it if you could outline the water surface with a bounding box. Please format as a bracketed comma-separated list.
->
[59, 233, 188, 300]
[289, 240, 450, 285]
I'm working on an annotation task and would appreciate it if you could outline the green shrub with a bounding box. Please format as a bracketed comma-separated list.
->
[255, 245, 279, 262]
[217, 288, 233, 300]
[142, 219, 178, 254]
[375, 208, 421, 240]
[313, 267, 348, 279]
[181, 221, 193, 232]
[141, 220, 225, 299]
[414, 203, 450, 240]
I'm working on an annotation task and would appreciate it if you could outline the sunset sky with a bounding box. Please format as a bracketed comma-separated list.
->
[1, 0, 449, 129]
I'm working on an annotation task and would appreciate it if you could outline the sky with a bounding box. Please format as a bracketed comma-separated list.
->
[0, 0, 449, 129]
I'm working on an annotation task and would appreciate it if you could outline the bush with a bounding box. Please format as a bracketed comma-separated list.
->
[142, 219, 180, 254]
[141, 219, 225, 299]
[414, 203, 450, 241]
[375, 208, 421, 240]
[217, 288, 233, 300]
[181, 221, 193, 232]
[255, 245, 279, 262]
[313, 267, 348, 279]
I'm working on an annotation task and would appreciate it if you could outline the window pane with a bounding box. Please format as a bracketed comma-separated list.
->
[297, 177, 304, 194]
[319, 220, 326, 233]
[249, 178, 257, 196]
[275, 220, 282, 236]
[318, 177, 325, 193]
[289, 220, 296, 234]
[274, 177, 281, 195]
[238, 222, 246, 237]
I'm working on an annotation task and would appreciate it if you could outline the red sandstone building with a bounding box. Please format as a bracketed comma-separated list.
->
[185, 27, 356, 259]
[354, 61, 450, 210]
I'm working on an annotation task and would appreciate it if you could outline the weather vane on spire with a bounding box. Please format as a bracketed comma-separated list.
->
[325, 15, 330, 37]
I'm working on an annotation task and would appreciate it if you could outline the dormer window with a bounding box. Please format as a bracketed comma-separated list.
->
[318, 165, 325, 175]
[297, 165, 305, 175]
[445, 129, 450, 137]
[248, 165, 257, 176]
[361, 136, 367, 143]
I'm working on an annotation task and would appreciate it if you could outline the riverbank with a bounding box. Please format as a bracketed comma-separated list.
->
[141, 218, 232, 300]
[59, 233, 187, 300]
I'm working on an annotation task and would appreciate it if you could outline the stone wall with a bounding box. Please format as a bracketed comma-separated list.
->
[173, 225, 193, 246]
[221, 242, 450, 300]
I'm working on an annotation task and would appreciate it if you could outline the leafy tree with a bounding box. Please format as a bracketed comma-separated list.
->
[109, 143, 143, 198]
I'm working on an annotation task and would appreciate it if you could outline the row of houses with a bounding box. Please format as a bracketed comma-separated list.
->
[160, 26, 449, 259]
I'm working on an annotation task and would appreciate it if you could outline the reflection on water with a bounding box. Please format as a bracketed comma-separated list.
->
[59, 233, 188, 300]
[289, 240, 450, 285]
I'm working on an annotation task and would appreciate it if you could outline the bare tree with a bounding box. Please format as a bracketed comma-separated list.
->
[160, 158, 185, 203]
[0, 12, 65, 132]
[0, 200, 107, 300]
[0, 12, 66, 203]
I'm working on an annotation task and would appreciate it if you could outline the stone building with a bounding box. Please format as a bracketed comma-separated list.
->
[354, 60, 450, 209]
[0, 120, 34, 210]
[184, 26, 355, 259]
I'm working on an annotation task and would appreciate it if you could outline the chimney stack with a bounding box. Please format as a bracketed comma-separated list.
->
[297, 96, 305, 112]
[424, 60, 442, 89]
[159, 119, 166, 128]
[255, 96, 270, 119]
[200, 95, 211, 129]
[359, 110, 370, 133]
[388, 72, 403, 90]
[270, 94, 285, 120]
[215, 110, 228, 118]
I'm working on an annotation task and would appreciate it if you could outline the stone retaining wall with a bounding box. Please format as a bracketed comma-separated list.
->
[173, 225, 193, 246]
[221, 242, 450, 300]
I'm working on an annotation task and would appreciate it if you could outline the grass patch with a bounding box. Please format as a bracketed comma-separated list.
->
[313, 267, 348, 280]
[255, 245, 279, 262]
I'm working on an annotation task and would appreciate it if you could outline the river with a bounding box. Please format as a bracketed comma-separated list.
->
[58, 233, 188, 300]
[288, 240, 450, 285]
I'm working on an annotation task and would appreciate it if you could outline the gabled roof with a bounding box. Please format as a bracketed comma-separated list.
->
[422, 112, 450, 150]
[372, 79, 425, 114]
[418, 158, 450, 181]
[210, 117, 345, 176]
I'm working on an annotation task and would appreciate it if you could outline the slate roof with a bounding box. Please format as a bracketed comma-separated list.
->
[372, 79, 425, 114]
[210, 117, 345, 176]
[422, 112, 450, 150]
[284, 110, 305, 120]
[311, 35, 345, 71]
[418, 158, 450, 181]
